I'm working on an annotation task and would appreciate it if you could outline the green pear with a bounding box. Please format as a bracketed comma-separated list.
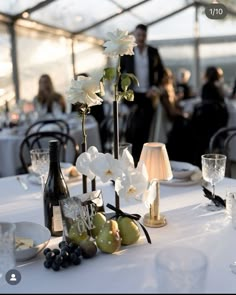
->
[96, 220, 121, 254]
[80, 240, 97, 258]
[68, 222, 89, 246]
[91, 212, 106, 239]
[117, 216, 140, 245]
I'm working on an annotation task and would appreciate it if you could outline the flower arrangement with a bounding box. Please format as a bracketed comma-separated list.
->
[76, 146, 149, 202]
[75, 147, 152, 252]
[67, 29, 139, 207]
[66, 75, 104, 193]
[64, 29, 155, 255]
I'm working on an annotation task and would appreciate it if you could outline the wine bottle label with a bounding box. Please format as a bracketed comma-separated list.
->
[53, 206, 63, 232]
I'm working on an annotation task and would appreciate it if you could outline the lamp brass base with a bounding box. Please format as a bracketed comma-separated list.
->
[143, 213, 167, 228]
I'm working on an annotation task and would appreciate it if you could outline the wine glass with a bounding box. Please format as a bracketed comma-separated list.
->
[30, 148, 49, 198]
[201, 154, 226, 210]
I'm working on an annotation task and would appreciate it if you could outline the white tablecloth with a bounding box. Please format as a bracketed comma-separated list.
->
[0, 115, 101, 177]
[1, 175, 236, 293]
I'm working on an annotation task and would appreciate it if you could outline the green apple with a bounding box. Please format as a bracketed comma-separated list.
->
[96, 220, 121, 254]
[91, 212, 106, 239]
[117, 216, 140, 245]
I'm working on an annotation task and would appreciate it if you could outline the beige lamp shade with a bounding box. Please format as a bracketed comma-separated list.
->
[140, 142, 173, 182]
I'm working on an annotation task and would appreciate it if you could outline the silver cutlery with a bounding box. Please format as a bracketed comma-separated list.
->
[16, 176, 28, 190]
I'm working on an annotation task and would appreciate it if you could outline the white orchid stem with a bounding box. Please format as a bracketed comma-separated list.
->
[114, 56, 121, 102]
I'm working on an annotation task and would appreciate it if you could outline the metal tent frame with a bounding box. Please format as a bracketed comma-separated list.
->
[0, 0, 235, 101]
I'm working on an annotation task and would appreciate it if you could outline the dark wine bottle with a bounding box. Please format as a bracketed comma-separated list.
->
[43, 140, 70, 237]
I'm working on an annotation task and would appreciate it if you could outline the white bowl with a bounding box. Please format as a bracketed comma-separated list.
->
[170, 161, 199, 179]
[15, 222, 51, 262]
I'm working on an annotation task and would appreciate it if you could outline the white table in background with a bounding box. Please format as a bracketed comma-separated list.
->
[0, 115, 101, 177]
[1, 175, 236, 293]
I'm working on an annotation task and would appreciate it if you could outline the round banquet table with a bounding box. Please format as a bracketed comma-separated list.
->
[1, 174, 236, 293]
[0, 115, 101, 177]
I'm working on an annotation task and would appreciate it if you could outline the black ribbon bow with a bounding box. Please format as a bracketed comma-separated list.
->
[202, 186, 226, 208]
[106, 203, 152, 244]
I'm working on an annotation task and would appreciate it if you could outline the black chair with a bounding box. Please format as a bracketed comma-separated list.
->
[19, 131, 79, 173]
[188, 100, 228, 167]
[25, 119, 70, 136]
[209, 126, 236, 177]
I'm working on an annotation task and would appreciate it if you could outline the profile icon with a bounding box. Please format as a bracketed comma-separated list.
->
[10, 273, 17, 281]
[5, 269, 21, 285]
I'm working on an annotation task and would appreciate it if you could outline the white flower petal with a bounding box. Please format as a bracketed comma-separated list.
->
[143, 180, 157, 208]
[76, 152, 95, 180]
[104, 29, 137, 57]
[87, 146, 99, 160]
[120, 149, 134, 171]
[66, 76, 103, 106]
[89, 153, 122, 183]
[115, 167, 148, 201]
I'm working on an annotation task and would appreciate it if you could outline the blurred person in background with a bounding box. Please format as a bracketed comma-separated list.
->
[34, 74, 66, 115]
[150, 68, 185, 143]
[201, 66, 224, 102]
[216, 67, 232, 98]
[230, 78, 236, 99]
[176, 68, 195, 100]
[120, 23, 165, 165]
[166, 66, 228, 167]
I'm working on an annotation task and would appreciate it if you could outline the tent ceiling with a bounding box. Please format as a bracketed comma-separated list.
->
[0, 0, 235, 40]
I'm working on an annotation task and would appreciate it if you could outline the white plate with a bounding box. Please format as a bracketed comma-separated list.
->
[28, 162, 73, 175]
[160, 177, 201, 187]
[15, 221, 51, 262]
[27, 165, 81, 185]
[170, 161, 199, 179]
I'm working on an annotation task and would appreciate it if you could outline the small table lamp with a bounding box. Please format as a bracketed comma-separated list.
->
[140, 142, 173, 228]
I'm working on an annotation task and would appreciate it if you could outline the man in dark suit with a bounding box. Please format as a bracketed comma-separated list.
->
[120, 24, 165, 165]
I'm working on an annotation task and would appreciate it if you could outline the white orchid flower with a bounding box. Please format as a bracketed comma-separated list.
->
[120, 149, 134, 171]
[76, 146, 99, 180]
[142, 180, 157, 208]
[115, 162, 148, 201]
[66, 76, 103, 107]
[89, 153, 123, 183]
[104, 29, 137, 57]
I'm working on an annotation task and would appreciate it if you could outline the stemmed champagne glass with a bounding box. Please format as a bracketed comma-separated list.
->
[30, 148, 49, 198]
[201, 154, 227, 210]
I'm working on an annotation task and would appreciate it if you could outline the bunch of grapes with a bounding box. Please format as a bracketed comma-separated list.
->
[43, 240, 97, 271]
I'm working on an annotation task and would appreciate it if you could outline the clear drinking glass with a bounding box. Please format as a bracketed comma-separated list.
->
[155, 246, 208, 293]
[227, 190, 236, 274]
[113, 142, 132, 158]
[0, 223, 16, 285]
[201, 154, 226, 209]
[30, 148, 49, 197]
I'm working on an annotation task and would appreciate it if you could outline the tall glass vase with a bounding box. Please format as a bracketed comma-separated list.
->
[113, 100, 120, 210]
[81, 141, 87, 194]
[81, 110, 88, 194]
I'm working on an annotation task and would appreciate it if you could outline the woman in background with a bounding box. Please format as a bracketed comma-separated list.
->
[34, 74, 66, 115]
[150, 68, 185, 143]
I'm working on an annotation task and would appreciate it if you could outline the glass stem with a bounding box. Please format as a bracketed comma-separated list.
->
[212, 184, 215, 199]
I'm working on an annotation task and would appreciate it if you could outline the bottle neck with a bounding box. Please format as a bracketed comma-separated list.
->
[49, 146, 61, 172]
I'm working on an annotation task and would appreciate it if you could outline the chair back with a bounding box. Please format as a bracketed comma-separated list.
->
[25, 119, 70, 136]
[20, 131, 79, 173]
[209, 126, 236, 177]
